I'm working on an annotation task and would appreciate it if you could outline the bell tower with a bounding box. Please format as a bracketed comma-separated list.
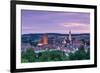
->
[69, 30, 72, 42]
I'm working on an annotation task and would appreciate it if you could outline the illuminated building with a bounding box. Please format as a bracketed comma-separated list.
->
[38, 34, 48, 46]
[43, 34, 48, 45]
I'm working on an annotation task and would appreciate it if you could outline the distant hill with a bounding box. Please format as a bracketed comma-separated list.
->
[22, 33, 90, 36]
[21, 33, 90, 43]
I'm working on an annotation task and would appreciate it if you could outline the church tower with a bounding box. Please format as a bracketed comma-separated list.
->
[68, 30, 73, 49]
[37, 34, 48, 46]
[69, 30, 72, 42]
[43, 34, 48, 45]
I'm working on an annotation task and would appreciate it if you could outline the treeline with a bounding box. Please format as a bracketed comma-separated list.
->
[21, 48, 90, 63]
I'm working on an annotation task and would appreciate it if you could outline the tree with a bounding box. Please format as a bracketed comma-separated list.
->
[21, 49, 36, 63]
[69, 48, 90, 60]
[38, 50, 69, 62]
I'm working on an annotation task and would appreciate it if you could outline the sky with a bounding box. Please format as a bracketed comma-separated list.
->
[21, 10, 90, 34]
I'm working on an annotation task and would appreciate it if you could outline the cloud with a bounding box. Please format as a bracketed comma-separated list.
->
[63, 22, 89, 26]
[59, 22, 90, 33]
[60, 22, 89, 29]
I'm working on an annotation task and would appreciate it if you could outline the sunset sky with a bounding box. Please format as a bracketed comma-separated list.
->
[21, 10, 90, 34]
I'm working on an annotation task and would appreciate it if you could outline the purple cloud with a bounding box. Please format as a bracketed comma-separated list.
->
[21, 10, 90, 34]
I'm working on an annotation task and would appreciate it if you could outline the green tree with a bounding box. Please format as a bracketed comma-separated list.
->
[38, 50, 68, 62]
[69, 48, 90, 60]
[21, 49, 36, 63]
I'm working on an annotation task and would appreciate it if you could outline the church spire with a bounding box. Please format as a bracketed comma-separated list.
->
[69, 30, 72, 41]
